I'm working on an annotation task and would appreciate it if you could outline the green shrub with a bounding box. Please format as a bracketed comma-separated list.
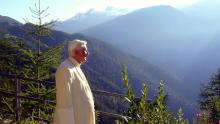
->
[116, 66, 189, 124]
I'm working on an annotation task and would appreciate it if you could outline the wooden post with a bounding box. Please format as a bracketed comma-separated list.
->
[15, 78, 21, 123]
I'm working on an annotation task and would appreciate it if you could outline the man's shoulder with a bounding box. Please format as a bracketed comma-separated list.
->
[55, 59, 76, 77]
[56, 59, 77, 75]
[59, 59, 74, 68]
[56, 59, 76, 76]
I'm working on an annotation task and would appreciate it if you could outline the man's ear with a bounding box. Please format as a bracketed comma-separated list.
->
[71, 49, 76, 57]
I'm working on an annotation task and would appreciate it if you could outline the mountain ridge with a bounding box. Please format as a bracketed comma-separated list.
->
[0, 15, 22, 26]
[54, 7, 129, 33]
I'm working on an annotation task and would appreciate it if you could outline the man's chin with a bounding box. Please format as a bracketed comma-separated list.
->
[81, 58, 87, 63]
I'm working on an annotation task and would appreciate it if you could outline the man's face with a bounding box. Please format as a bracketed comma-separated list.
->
[73, 44, 89, 64]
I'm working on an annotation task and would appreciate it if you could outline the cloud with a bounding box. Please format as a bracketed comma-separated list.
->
[60, 0, 199, 21]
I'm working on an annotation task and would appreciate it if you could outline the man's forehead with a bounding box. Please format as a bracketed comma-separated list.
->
[81, 44, 87, 48]
[77, 44, 87, 49]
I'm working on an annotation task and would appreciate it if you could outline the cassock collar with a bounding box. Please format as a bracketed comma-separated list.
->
[68, 57, 81, 67]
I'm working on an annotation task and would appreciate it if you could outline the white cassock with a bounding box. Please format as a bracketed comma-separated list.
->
[53, 57, 95, 124]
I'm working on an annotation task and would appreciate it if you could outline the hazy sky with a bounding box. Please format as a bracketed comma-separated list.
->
[0, 0, 198, 23]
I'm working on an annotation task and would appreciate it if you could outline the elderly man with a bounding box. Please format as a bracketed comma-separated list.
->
[53, 39, 95, 124]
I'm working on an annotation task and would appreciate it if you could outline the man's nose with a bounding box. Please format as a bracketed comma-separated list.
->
[84, 50, 89, 56]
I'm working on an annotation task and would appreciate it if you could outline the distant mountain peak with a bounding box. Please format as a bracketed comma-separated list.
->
[135, 5, 184, 15]
[0, 15, 22, 26]
[116, 5, 187, 22]
[67, 6, 129, 21]
[151, 5, 176, 9]
[104, 6, 130, 16]
[55, 6, 129, 33]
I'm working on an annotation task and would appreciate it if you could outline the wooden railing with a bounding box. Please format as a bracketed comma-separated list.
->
[0, 72, 129, 123]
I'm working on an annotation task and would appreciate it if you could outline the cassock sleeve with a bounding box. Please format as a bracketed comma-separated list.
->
[54, 67, 75, 124]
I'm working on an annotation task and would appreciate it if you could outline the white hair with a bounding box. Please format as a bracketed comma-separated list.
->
[68, 39, 87, 57]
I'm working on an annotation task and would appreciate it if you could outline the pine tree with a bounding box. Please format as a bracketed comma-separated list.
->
[23, 0, 63, 121]
[199, 69, 220, 124]
[0, 0, 64, 122]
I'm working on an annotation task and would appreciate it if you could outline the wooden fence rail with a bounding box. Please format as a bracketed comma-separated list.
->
[0, 72, 129, 123]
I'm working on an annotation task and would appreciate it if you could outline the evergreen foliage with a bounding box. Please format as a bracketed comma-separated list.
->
[198, 69, 220, 124]
[0, 34, 63, 123]
[116, 66, 189, 124]
[0, 0, 64, 122]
